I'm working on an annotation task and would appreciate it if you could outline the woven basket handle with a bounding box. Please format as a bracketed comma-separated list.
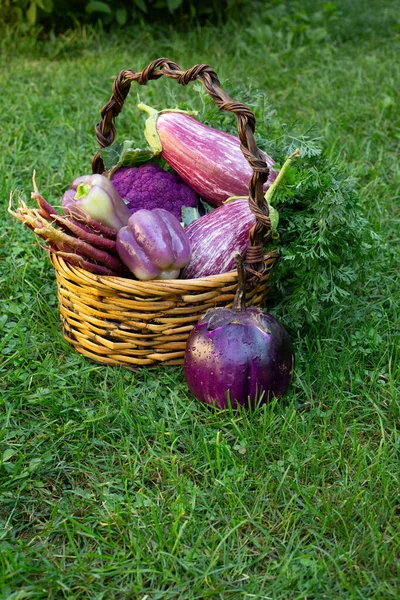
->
[92, 58, 271, 277]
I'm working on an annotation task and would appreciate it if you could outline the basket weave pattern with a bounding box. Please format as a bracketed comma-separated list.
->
[52, 58, 278, 368]
[53, 254, 276, 367]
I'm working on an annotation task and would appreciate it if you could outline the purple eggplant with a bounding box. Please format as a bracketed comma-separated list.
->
[62, 174, 131, 231]
[184, 255, 294, 409]
[138, 102, 277, 206]
[181, 148, 301, 278]
[181, 198, 255, 279]
[116, 208, 191, 280]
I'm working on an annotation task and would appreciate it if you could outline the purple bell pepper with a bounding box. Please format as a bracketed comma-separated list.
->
[62, 174, 131, 231]
[116, 208, 192, 280]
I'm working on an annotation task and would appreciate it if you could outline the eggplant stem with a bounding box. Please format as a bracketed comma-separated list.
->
[233, 253, 247, 312]
[264, 147, 301, 206]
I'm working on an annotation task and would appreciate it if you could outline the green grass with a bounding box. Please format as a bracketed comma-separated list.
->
[1, 2, 399, 598]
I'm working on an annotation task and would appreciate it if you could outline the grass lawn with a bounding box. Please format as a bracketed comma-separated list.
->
[0, 2, 399, 598]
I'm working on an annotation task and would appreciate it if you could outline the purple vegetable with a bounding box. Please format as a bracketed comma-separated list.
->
[116, 208, 191, 280]
[50, 213, 117, 251]
[10, 196, 128, 276]
[110, 163, 199, 221]
[8, 177, 126, 276]
[139, 102, 277, 206]
[62, 193, 118, 240]
[54, 251, 120, 276]
[184, 255, 294, 409]
[62, 174, 131, 231]
[181, 198, 255, 278]
[181, 149, 301, 278]
[32, 191, 61, 222]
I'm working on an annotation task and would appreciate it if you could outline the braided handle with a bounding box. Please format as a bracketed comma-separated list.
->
[92, 58, 272, 278]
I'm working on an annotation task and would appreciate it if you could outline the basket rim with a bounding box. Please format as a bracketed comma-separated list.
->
[51, 252, 278, 291]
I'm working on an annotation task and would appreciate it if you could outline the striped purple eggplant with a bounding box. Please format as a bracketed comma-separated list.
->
[180, 199, 255, 279]
[138, 103, 276, 206]
[180, 148, 301, 279]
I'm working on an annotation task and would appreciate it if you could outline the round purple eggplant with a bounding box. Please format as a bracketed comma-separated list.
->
[184, 255, 294, 409]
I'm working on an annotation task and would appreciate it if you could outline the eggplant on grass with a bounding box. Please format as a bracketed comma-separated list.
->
[184, 254, 294, 410]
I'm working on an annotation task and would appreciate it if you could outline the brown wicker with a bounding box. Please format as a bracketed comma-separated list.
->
[52, 58, 278, 368]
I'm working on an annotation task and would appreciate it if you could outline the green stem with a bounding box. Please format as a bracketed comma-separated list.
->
[137, 102, 158, 117]
[223, 195, 248, 204]
[264, 148, 301, 206]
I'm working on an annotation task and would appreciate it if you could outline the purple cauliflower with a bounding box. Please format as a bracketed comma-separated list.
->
[110, 163, 199, 221]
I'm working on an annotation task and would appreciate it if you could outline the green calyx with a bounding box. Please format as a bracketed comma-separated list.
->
[138, 102, 198, 155]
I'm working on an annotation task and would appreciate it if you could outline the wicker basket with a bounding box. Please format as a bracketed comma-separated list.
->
[52, 58, 278, 368]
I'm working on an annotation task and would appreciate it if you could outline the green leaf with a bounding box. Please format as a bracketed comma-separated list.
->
[134, 0, 148, 12]
[86, 1, 112, 15]
[115, 7, 128, 25]
[305, 26, 328, 42]
[26, 1, 37, 25]
[37, 0, 54, 12]
[167, 0, 182, 12]
[181, 206, 200, 227]
[2, 449, 16, 462]
[119, 147, 154, 168]
[198, 198, 215, 215]
[100, 141, 154, 172]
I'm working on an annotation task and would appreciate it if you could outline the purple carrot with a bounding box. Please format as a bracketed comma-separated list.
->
[19, 210, 127, 274]
[43, 227, 127, 274]
[51, 214, 117, 251]
[53, 250, 120, 276]
[9, 184, 125, 274]
[32, 191, 62, 221]
[62, 201, 118, 240]
[31, 173, 62, 220]
[67, 216, 118, 244]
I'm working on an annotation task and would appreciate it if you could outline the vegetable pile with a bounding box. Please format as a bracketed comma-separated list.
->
[9, 105, 289, 283]
[9, 87, 369, 408]
[10, 176, 128, 277]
